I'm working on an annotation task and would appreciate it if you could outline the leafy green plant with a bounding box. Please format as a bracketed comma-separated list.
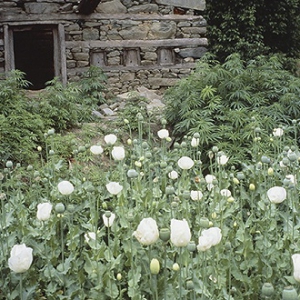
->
[0, 66, 108, 166]
[0, 70, 45, 164]
[0, 122, 300, 299]
[163, 53, 300, 167]
[79, 66, 107, 108]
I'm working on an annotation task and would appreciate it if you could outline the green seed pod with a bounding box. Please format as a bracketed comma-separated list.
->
[199, 217, 210, 228]
[159, 228, 170, 242]
[261, 283, 274, 298]
[55, 203, 65, 213]
[6, 161, 13, 168]
[212, 146, 219, 153]
[165, 186, 175, 195]
[282, 286, 298, 300]
[187, 241, 196, 252]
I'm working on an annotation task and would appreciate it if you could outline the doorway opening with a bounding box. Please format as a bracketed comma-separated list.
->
[13, 26, 54, 90]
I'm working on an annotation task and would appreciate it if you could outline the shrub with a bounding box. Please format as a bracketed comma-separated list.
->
[0, 66, 107, 166]
[0, 70, 45, 164]
[163, 53, 300, 167]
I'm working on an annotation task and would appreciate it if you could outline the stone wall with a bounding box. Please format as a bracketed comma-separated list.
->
[0, 0, 207, 94]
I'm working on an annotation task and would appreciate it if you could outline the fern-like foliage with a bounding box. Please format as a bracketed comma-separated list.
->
[163, 53, 300, 167]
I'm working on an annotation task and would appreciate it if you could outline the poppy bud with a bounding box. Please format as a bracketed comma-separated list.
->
[150, 258, 160, 275]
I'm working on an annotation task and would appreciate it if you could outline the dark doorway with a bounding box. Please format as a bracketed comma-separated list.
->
[13, 26, 54, 90]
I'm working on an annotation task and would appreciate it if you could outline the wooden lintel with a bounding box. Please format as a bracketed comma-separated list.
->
[65, 38, 208, 49]
[68, 62, 197, 73]
[0, 12, 204, 24]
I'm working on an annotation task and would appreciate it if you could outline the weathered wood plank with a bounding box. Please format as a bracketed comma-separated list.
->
[66, 38, 208, 49]
[0, 12, 204, 23]
[70, 62, 197, 73]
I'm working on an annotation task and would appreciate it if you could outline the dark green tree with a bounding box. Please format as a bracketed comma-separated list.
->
[205, 0, 300, 61]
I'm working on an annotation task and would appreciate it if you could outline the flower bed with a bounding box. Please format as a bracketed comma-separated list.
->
[1, 120, 300, 300]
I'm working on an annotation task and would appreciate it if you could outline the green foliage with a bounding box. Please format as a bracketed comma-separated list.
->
[0, 67, 107, 166]
[205, 0, 300, 61]
[79, 66, 107, 119]
[0, 70, 44, 164]
[37, 78, 82, 132]
[0, 124, 300, 299]
[164, 53, 300, 166]
[37, 66, 107, 130]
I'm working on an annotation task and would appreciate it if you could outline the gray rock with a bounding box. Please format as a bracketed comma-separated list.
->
[96, 0, 127, 13]
[128, 4, 159, 13]
[155, 0, 206, 11]
[178, 47, 207, 58]
[92, 110, 104, 118]
[119, 25, 149, 40]
[82, 28, 99, 40]
[101, 107, 116, 116]
[148, 21, 176, 39]
[24, 3, 60, 13]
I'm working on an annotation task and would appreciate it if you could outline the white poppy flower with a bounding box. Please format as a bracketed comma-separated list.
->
[104, 134, 117, 145]
[8, 244, 33, 273]
[37, 202, 52, 221]
[58, 180, 74, 195]
[84, 232, 96, 242]
[157, 129, 169, 139]
[90, 145, 103, 155]
[190, 190, 203, 201]
[133, 217, 159, 246]
[111, 146, 125, 161]
[106, 182, 123, 195]
[267, 186, 287, 204]
[102, 212, 116, 227]
[273, 128, 284, 137]
[220, 189, 231, 197]
[292, 254, 300, 282]
[191, 137, 200, 147]
[217, 154, 229, 165]
[177, 156, 194, 170]
[168, 170, 178, 180]
[170, 219, 191, 247]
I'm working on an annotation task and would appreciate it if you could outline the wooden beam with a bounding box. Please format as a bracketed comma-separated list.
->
[65, 38, 208, 49]
[0, 13, 204, 23]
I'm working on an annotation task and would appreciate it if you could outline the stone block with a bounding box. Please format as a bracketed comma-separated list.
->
[83, 28, 99, 40]
[24, 3, 60, 13]
[155, 0, 206, 11]
[96, 0, 127, 13]
[148, 21, 176, 39]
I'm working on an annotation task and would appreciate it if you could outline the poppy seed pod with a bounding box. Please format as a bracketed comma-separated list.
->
[261, 283, 274, 298]
[282, 286, 298, 300]
[159, 228, 170, 242]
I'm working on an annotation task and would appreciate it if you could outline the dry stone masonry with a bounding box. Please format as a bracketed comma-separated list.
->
[0, 0, 207, 94]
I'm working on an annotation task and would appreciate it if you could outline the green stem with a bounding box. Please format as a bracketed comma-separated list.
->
[20, 273, 23, 300]
[163, 243, 167, 300]
[202, 251, 207, 300]
[107, 226, 113, 298]
[179, 247, 183, 300]
[60, 218, 64, 266]
[153, 275, 158, 300]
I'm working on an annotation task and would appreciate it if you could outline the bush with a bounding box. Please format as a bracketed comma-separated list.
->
[0, 66, 107, 166]
[163, 53, 300, 167]
[0, 70, 45, 164]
